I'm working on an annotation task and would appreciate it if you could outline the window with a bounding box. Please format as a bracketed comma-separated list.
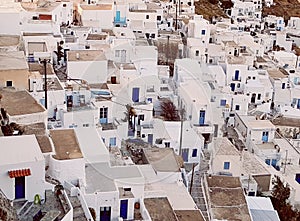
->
[109, 137, 117, 146]
[192, 149, 197, 157]
[282, 83, 285, 89]
[235, 105, 240, 110]
[157, 15, 161, 21]
[224, 162, 230, 170]
[237, 83, 240, 88]
[201, 30, 206, 35]
[115, 50, 120, 57]
[6, 81, 12, 87]
[83, 123, 89, 127]
[265, 159, 270, 165]
[165, 142, 170, 147]
[257, 94, 261, 100]
[100, 107, 108, 124]
[147, 98, 152, 103]
[220, 99, 226, 106]
[195, 50, 199, 56]
[146, 15, 149, 19]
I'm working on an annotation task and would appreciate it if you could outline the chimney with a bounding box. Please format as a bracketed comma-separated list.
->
[76, 53, 80, 60]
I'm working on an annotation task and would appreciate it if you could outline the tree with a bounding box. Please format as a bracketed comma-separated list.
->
[160, 99, 180, 121]
[271, 175, 300, 221]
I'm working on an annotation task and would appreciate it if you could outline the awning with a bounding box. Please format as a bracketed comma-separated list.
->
[8, 169, 31, 178]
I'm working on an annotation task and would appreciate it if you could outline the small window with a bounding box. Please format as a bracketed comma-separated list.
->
[201, 30, 206, 35]
[63, 3, 67, 7]
[192, 149, 197, 157]
[6, 81, 12, 87]
[157, 15, 161, 21]
[146, 15, 149, 19]
[257, 94, 261, 100]
[237, 83, 240, 88]
[265, 159, 271, 165]
[235, 105, 240, 110]
[195, 50, 199, 56]
[224, 162, 230, 170]
[220, 99, 226, 106]
[165, 142, 170, 147]
[252, 77, 256, 80]
[83, 123, 89, 127]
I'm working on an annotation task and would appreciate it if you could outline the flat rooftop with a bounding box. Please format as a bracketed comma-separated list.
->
[80, 4, 112, 10]
[143, 148, 181, 172]
[50, 129, 83, 160]
[0, 135, 44, 165]
[242, 151, 270, 175]
[21, 2, 60, 12]
[268, 69, 287, 79]
[86, 33, 107, 40]
[144, 197, 178, 221]
[0, 51, 28, 70]
[272, 116, 300, 127]
[67, 50, 106, 62]
[207, 175, 251, 221]
[74, 127, 109, 163]
[247, 120, 275, 129]
[0, 35, 20, 47]
[227, 56, 246, 65]
[28, 63, 55, 75]
[175, 210, 205, 221]
[23, 123, 53, 153]
[85, 162, 143, 193]
[0, 89, 45, 116]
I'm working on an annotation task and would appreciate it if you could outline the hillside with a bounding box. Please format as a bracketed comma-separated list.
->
[194, 0, 229, 21]
[263, 0, 300, 22]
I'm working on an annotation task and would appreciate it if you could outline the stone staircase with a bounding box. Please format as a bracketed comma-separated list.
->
[189, 150, 211, 221]
[66, 192, 88, 221]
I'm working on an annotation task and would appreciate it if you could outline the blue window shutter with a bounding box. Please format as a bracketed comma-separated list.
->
[132, 88, 139, 102]
[220, 99, 226, 106]
[224, 162, 230, 170]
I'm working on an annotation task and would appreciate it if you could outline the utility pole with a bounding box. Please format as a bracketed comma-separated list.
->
[175, 3, 178, 31]
[189, 163, 195, 194]
[283, 150, 288, 174]
[166, 35, 170, 65]
[179, 103, 184, 156]
[41, 59, 49, 109]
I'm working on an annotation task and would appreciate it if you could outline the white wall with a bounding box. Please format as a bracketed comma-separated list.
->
[59, 108, 98, 128]
[0, 12, 21, 35]
[48, 156, 85, 184]
[212, 154, 242, 176]
[0, 160, 46, 201]
[68, 60, 108, 84]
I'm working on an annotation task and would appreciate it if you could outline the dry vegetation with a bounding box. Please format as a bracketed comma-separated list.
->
[194, 0, 230, 21]
[263, 0, 300, 22]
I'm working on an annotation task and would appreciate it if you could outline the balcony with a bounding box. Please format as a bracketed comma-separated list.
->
[193, 121, 214, 133]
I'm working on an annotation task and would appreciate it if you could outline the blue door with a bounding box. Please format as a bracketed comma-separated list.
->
[199, 111, 205, 125]
[234, 70, 239, 80]
[148, 134, 153, 145]
[116, 11, 120, 21]
[265, 159, 270, 165]
[132, 88, 139, 102]
[120, 200, 128, 219]
[230, 83, 235, 91]
[297, 99, 300, 109]
[182, 149, 189, 162]
[100, 207, 111, 221]
[15, 176, 25, 199]
[271, 159, 277, 168]
[262, 131, 269, 142]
